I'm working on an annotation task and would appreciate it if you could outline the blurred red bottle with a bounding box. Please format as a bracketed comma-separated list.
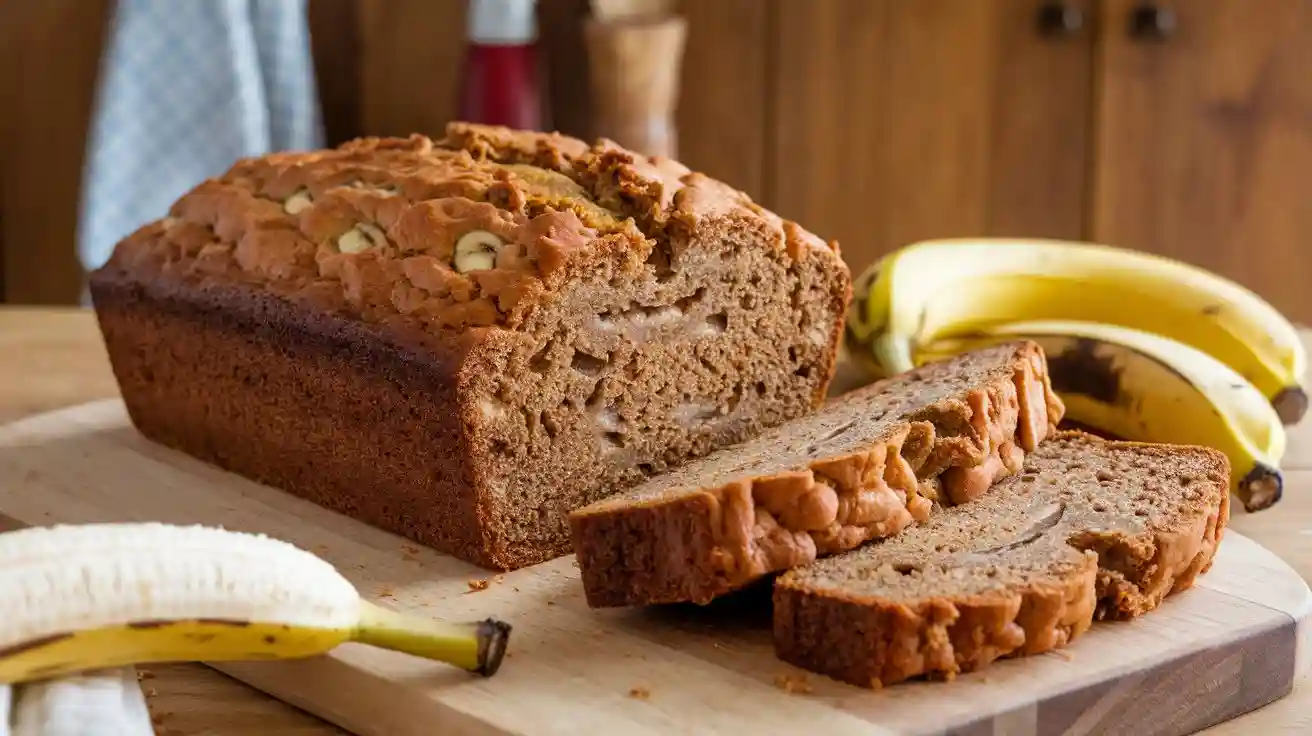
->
[460, 0, 543, 130]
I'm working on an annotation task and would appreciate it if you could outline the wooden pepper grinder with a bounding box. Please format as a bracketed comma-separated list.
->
[584, 3, 687, 159]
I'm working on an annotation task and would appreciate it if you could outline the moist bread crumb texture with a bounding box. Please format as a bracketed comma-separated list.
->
[773, 431, 1230, 689]
[89, 122, 852, 571]
[570, 341, 1066, 607]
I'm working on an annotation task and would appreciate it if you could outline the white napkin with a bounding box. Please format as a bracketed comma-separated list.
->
[76, 0, 325, 278]
[2, 667, 154, 736]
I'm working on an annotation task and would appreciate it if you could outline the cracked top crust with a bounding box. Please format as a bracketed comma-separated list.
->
[97, 122, 838, 333]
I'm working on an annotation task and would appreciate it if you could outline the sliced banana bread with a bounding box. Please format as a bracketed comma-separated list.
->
[774, 431, 1230, 689]
[569, 341, 1065, 607]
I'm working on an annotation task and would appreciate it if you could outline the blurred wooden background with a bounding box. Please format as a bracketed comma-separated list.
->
[3, 0, 1312, 324]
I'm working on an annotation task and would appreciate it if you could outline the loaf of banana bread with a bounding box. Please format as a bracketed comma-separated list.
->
[774, 431, 1230, 688]
[89, 123, 852, 571]
[570, 341, 1065, 607]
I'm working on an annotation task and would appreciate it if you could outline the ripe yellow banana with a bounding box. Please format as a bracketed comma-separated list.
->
[919, 320, 1285, 512]
[0, 523, 512, 685]
[848, 238, 1309, 425]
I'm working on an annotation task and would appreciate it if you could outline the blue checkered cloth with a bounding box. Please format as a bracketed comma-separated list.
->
[77, 0, 324, 277]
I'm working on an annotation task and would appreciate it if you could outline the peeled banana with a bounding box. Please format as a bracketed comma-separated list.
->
[0, 523, 511, 685]
[849, 238, 1309, 425]
[919, 320, 1286, 512]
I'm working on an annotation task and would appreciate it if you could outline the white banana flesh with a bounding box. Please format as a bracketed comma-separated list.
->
[921, 320, 1286, 511]
[850, 238, 1309, 425]
[2, 667, 154, 736]
[0, 523, 511, 685]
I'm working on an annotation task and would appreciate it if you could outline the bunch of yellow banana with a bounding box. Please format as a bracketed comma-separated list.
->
[845, 237, 1307, 512]
[0, 522, 512, 686]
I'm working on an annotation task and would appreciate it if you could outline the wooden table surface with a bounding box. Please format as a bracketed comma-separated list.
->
[2, 305, 1310, 735]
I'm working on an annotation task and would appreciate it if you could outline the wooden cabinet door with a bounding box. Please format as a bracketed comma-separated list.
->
[769, 0, 1094, 276]
[1093, 0, 1312, 324]
[0, 0, 111, 304]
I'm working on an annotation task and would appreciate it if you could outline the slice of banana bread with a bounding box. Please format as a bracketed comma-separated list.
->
[774, 431, 1230, 689]
[569, 341, 1065, 607]
[89, 122, 852, 571]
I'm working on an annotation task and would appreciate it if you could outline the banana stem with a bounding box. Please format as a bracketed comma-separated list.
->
[1239, 464, 1284, 512]
[352, 601, 511, 676]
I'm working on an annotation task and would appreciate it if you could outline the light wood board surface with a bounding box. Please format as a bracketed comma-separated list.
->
[2, 307, 1312, 734]
[0, 397, 1310, 735]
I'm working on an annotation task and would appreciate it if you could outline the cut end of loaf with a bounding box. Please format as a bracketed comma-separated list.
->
[568, 341, 1066, 607]
[773, 431, 1230, 689]
[464, 196, 852, 569]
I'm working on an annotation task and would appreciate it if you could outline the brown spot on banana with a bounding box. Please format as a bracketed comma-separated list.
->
[195, 619, 253, 627]
[1046, 339, 1124, 405]
[127, 620, 173, 629]
[0, 633, 75, 659]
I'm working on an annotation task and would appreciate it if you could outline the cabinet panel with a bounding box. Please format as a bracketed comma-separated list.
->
[356, 0, 468, 139]
[987, 0, 1095, 238]
[0, 0, 111, 304]
[770, 0, 1092, 275]
[674, 0, 772, 202]
[1094, 0, 1312, 323]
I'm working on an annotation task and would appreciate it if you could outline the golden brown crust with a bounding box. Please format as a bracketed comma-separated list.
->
[570, 342, 1065, 607]
[773, 556, 1099, 688]
[88, 270, 516, 568]
[104, 121, 837, 334]
[771, 432, 1231, 689]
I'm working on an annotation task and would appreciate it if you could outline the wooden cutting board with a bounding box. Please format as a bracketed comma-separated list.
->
[0, 399, 1308, 736]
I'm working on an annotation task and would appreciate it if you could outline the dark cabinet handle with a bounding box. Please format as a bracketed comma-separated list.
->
[1129, 3, 1177, 41]
[1037, 1, 1084, 37]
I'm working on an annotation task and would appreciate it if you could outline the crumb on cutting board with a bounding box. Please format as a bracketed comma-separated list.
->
[1052, 649, 1074, 661]
[773, 673, 813, 694]
[377, 585, 395, 599]
[467, 575, 505, 593]
[628, 686, 650, 700]
[136, 669, 155, 681]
